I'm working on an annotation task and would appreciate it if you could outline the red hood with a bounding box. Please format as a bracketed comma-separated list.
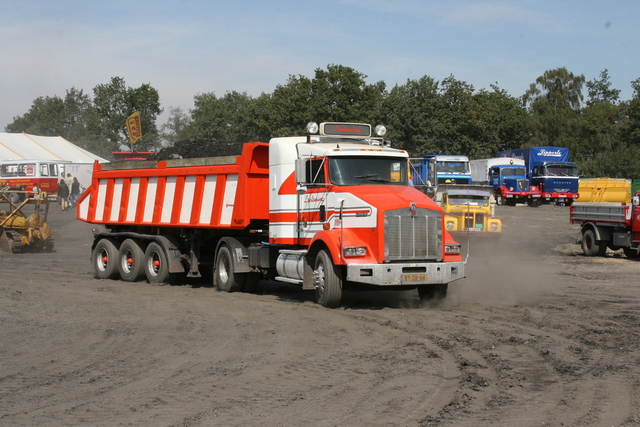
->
[337, 185, 442, 211]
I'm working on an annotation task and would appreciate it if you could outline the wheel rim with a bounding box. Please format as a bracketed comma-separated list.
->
[218, 253, 230, 285]
[121, 249, 134, 274]
[97, 247, 109, 272]
[315, 262, 326, 298]
[147, 251, 161, 277]
[585, 233, 595, 251]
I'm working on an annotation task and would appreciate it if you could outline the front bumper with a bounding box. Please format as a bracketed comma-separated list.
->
[346, 261, 465, 286]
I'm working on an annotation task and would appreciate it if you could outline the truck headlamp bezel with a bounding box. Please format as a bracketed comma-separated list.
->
[343, 246, 367, 257]
[445, 244, 461, 254]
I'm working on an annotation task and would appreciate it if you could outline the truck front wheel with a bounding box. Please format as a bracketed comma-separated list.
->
[214, 245, 243, 292]
[313, 249, 343, 308]
[496, 194, 505, 206]
[93, 238, 120, 280]
[581, 229, 606, 256]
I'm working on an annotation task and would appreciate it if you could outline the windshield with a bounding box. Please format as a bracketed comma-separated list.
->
[448, 195, 489, 207]
[437, 160, 469, 174]
[328, 156, 408, 186]
[543, 165, 578, 177]
[501, 167, 526, 176]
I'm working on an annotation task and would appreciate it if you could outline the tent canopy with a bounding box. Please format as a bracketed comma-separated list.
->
[0, 133, 108, 163]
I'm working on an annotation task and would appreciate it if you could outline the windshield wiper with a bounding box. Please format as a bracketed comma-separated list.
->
[355, 173, 389, 184]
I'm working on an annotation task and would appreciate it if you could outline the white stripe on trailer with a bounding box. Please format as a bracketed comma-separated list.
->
[95, 179, 108, 222]
[109, 178, 124, 222]
[199, 175, 217, 224]
[160, 176, 177, 223]
[126, 178, 140, 222]
[220, 174, 238, 225]
[143, 177, 158, 223]
[180, 175, 197, 224]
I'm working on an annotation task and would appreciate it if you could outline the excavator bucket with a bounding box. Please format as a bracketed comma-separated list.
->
[0, 227, 10, 252]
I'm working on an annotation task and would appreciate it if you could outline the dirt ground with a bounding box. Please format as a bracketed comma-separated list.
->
[1, 200, 640, 427]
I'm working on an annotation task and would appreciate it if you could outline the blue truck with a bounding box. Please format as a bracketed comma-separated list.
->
[411, 154, 472, 186]
[469, 158, 542, 207]
[496, 147, 579, 205]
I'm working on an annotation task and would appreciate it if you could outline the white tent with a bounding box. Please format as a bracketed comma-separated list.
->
[0, 133, 108, 163]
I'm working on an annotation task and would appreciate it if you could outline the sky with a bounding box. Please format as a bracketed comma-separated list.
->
[1, 0, 639, 131]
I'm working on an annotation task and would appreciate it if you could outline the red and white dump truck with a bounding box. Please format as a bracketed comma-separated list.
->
[569, 193, 640, 258]
[77, 122, 465, 307]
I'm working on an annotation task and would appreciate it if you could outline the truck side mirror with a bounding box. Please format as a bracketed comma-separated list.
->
[295, 158, 306, 184]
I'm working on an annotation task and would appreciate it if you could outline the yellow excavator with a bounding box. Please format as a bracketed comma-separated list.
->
[0, 191, 54, 253]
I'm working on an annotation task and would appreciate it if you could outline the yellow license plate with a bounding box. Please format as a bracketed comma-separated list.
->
[403, 273, 429, 282]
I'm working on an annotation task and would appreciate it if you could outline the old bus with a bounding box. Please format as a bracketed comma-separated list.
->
[0, 160, 61, 203]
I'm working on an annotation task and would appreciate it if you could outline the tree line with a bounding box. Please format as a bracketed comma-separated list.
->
[6, 65, 640, 179]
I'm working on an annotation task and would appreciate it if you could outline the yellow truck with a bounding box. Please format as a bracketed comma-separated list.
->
[440, 188, 502, 236]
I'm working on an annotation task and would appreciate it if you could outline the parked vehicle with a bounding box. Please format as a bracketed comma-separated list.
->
[77, 122, 466, 307]
[0, 160, 61, 203]
[569, 195, 640, 258]
[440, 188, 502, 236]
[410, 154, 473, 201]
[470, 157, 541, 207]
[497, 147, 579, 205]
[0, 190, 53, 253]
[577, 178, 631, 204]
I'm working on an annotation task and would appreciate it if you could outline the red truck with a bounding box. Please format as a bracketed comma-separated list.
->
[77, 122, 465, 307]
[569, 195, 640, 258]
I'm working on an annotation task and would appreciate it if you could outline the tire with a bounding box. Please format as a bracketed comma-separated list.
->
[527, 198, 540, 208]
[313, 249, 343, 308]
[214, 245, 244, 292]
[9, 193, 20, 204]
[418, 284, 448, 300]
[92, 238, 120, 279]
[144, 241, 176, 284]
[581, 229, 606, 256]
[496, 194, 505, 206]
[118, 239, 146, 282]
[623, 247, 640, 259]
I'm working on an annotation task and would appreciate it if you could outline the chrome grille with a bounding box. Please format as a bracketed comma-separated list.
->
[385, 208, 442, 261]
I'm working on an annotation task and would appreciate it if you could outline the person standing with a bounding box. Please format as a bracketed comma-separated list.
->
[70, 177, 80, 207]
[58, 178, 70, 211]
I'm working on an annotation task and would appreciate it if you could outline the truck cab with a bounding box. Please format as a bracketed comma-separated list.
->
[532, 161, 579, 205]
[490, 163, 541, 207]
[441, 189, 501, 235]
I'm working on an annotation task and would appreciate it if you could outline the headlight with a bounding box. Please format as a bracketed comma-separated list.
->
[374, 124, 387, 136]
[306, 122, 319, 134]
[343, 246, 367, 257]
[446, 221, 455, 230]
[445, 244, 461, 254]
[491, 223, 498, 231]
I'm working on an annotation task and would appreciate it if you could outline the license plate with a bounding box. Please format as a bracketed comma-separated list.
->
[403, 273, 429, 282]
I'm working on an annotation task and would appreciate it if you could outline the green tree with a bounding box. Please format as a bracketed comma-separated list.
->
[92, 77, 162, 153]
[190, 90, 257, 141]
[160, 106, 192, 144]
[522, 67, 585, 149]
[380, 75, 444, 156]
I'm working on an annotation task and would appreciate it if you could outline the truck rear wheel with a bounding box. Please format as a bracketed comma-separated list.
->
[581, 229, 606, 256]
[93, 238, 120, 280]
[144, 241, 175, 284]
[118, 239, 146, 282]
[313, 249, 343, 308]
[418, 284, 448, 300]
[214, 245, 243, 292]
